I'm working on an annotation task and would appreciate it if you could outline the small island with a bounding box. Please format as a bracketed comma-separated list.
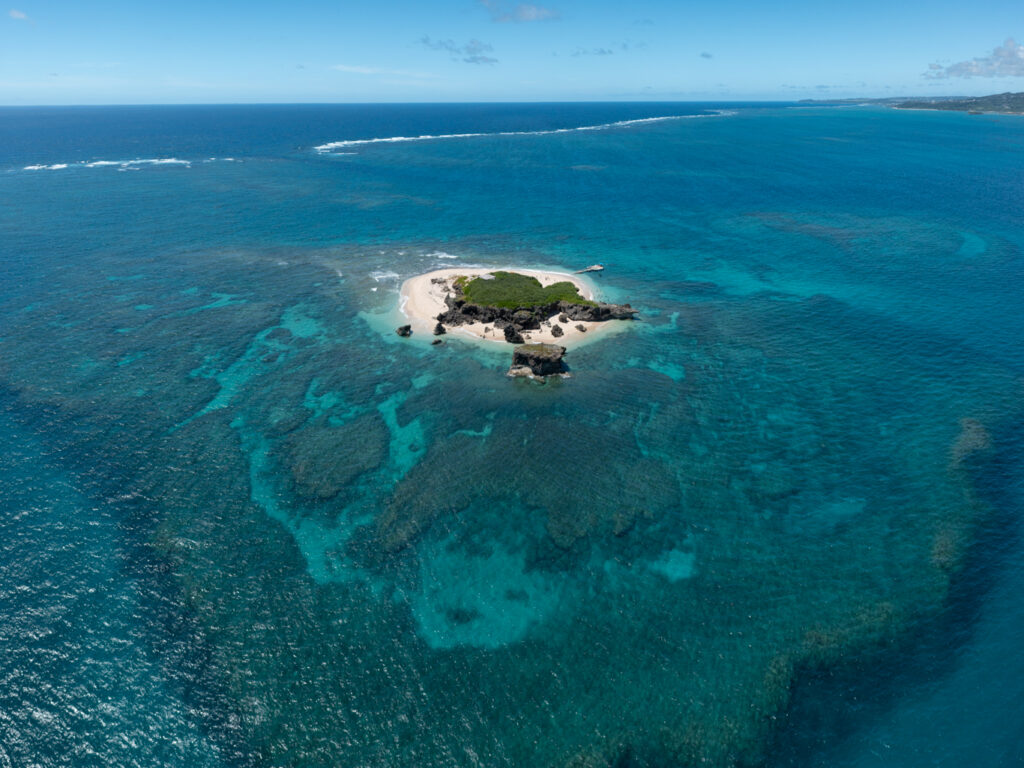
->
[398, 267, 638, 377]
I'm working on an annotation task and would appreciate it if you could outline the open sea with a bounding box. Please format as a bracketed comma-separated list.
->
[1, 102, 1023, 767]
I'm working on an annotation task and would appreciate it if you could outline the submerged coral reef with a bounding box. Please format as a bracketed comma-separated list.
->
[1, 237, 1015, 766]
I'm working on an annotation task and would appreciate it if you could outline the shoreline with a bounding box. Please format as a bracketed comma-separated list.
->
[892, 105, 1024, 116]
[399, 268, 622, 347]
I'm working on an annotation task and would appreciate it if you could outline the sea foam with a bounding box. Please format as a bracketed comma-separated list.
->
[20, 157, 244, 172]
[84, 158, 192, 168]
[313, 112, 734, 153]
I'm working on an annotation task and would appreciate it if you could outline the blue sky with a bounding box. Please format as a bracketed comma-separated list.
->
[2, 0, 1023, 104]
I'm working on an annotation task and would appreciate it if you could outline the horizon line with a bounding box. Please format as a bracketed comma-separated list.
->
[0, 96, 969, 109]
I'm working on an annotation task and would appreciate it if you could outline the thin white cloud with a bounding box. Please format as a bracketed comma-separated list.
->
[332, 64, 436, 78]
[925, 38, 1024, 79]
[480, 0, 558, 23]
[9, 8, 28, 20]
[464, 40, 492, 55]
[420, 36, 498, 65]
[513, 3, 557, 21]
[571, 48, 614, 57]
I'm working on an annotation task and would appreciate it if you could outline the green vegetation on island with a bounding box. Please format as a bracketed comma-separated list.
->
[458, 271, 596, 309]
[426, 269, 638, 348]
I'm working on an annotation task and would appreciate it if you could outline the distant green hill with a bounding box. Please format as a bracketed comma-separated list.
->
[799, 92, 1024, 115]
[894, 92, 1024, 114]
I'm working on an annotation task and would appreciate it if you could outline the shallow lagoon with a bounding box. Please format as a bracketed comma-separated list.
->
[1, 103, 1023, 766]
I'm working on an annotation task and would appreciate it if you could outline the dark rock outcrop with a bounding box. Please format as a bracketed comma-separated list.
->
[503, 325, 525, 344]
[575, 324, 587, 333]
[438, 294, 501, 326]
[396, 325, 412, 337]
[551, 324, 564, 338]
[431, 338, 445, 346]
[433, 322, 446, 336]
[434, 281, 638, 345]
[508, 343, 567, 378]
[557, 301, 638, 321]
[512, 309, 538, 329]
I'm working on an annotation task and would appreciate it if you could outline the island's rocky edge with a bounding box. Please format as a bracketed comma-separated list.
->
[435, 282, 637, 346]
[397, 270, 638, 378]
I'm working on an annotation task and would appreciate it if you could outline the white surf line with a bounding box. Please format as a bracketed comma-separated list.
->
[313, 111, 736, 153]
[20, 157, 242, 172]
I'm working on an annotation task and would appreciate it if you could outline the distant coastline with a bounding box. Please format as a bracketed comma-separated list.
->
[800, 91, 1024, 115]
[892, 91, 1024, 115]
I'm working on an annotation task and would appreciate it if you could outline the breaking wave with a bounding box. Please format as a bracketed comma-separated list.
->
[19, 157, 240, 172]
[314, 111, 735, 153]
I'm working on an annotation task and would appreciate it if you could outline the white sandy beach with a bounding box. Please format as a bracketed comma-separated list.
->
[399, 268, 619, 346]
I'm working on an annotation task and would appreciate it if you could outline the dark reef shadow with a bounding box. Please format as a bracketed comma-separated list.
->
[0, 385, 259, 768]
[763, 413, 1024, 767]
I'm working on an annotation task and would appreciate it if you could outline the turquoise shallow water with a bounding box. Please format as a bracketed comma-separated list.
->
[1, 103, 1023, 766]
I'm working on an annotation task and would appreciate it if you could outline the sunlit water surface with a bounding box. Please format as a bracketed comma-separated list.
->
[1, 103, 1023, 767]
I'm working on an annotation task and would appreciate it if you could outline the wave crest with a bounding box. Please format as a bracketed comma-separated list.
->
[314, 112, 734, 153]
[20, 157, 240, 172]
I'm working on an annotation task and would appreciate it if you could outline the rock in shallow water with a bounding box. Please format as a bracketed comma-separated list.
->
[508, 343, 567, 377]
[396, 325, 412, 337]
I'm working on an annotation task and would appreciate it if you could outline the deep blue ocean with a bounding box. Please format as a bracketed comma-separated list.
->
[1, 102, 1023, 767]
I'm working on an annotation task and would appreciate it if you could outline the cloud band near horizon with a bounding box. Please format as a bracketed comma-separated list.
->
[926, 38, 1024, 79]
